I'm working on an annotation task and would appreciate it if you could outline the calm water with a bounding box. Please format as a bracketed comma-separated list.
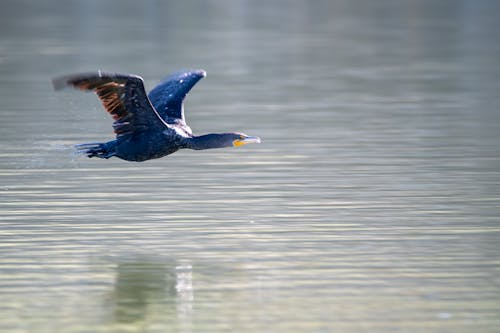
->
[1, 1, 500, 332]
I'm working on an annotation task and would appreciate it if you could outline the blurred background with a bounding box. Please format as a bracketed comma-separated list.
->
[1, 0, 500, 332]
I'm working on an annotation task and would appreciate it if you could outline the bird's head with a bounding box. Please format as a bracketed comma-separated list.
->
[188, 132, 261, 150]
[231, 133, 262, 147]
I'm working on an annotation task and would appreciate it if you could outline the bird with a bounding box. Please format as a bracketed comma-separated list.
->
[52, 70, 261, 162]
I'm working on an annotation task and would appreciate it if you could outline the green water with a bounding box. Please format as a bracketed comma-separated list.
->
[1, 1, 500, 332]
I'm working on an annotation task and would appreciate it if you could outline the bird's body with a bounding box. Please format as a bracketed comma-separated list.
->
[53, 70, 260, 162]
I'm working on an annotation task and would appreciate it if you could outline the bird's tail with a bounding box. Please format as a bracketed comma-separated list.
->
[75, 142, 116, 159]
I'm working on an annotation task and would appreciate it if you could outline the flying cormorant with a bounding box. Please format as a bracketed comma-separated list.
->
[53, 70, 261, 162]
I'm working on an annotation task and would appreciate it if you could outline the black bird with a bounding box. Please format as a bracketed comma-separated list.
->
[53, 70, 261, 162]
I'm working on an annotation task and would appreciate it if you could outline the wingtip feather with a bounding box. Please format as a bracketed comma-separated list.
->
[52, 76, 70, 91]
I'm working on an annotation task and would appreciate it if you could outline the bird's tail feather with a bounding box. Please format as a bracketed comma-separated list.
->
[75, 142, 116, 159]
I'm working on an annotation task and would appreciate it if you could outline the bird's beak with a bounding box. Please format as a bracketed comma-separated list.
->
[233, 135, 261, 147]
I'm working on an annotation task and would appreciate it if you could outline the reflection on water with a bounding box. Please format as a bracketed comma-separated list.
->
[110, 261, 175, 324]
[1, 0, 500, 332]
[105, 258, 193, 330]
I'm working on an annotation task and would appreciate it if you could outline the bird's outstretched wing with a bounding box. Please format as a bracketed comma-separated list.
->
[148, 70, 206, 123]
[53, 71, 167, 138]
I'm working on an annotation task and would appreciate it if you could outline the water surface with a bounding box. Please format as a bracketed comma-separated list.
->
[1, 1, 500, 332]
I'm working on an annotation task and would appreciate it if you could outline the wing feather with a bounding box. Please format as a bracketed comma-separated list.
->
[148, 70, 206, 123]
[53, 72, 167, 138]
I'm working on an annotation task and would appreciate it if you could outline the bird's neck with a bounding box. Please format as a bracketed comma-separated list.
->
[186, 134, 232, 150]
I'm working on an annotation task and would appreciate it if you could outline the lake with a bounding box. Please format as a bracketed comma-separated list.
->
[1, 1, 500, 332]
